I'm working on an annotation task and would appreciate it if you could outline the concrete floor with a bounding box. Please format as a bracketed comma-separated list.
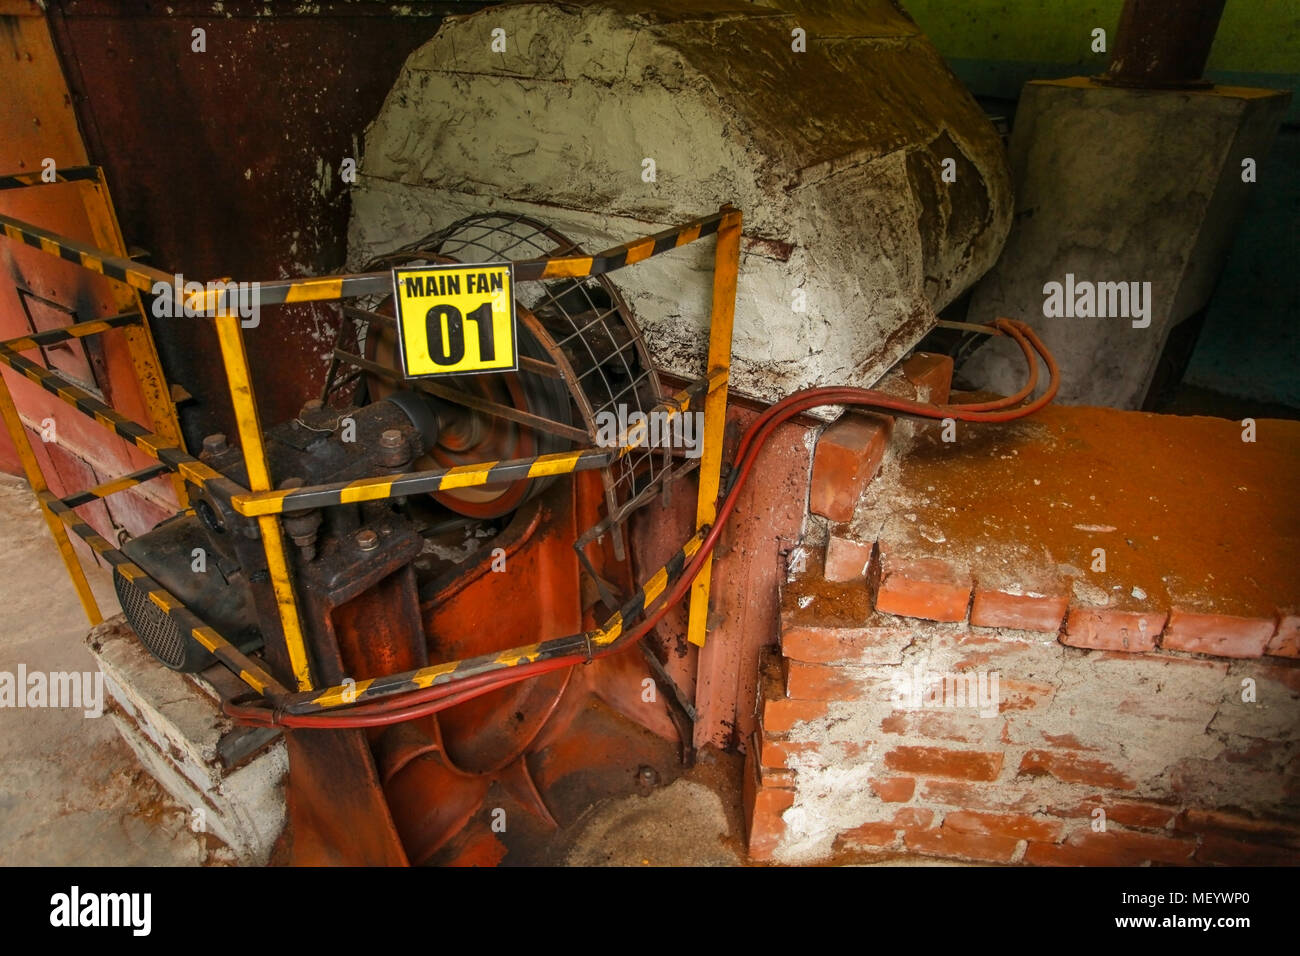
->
[0, 475, 217, 866]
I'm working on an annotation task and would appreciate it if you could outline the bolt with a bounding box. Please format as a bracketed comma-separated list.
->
[356, 529, 380, 552]
[201, 433, 228, 457]
[378, 428, 411, 468]
[280, 479, 320, 561]
[636, 764, 659, 788]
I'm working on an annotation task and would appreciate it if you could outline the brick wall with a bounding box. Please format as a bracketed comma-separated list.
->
[743, 357, 1300, 866]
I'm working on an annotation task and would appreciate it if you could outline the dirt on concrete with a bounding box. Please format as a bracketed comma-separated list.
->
[0, 475, 221, 866]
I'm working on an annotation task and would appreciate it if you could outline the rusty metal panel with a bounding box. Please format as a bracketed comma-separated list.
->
[0, 2, 90, 473]
[45, 0, 485, 449]
[0, 179, 180, 541]
[0, 2, 87, 173]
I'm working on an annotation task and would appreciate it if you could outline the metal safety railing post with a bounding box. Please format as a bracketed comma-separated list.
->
[686, 207, 740, 648]
[211, 310, 315, 692]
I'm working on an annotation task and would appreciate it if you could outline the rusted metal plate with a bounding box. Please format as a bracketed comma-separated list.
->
[0, 5, 87, 174]
[0, 5, 89, 474]
[0, 180, 180, 539]
[45, 1, 485, 451]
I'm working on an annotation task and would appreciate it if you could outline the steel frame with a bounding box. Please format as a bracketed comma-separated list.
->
[0, 171, 740, 713]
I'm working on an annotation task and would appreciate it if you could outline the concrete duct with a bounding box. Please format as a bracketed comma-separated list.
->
[349, 0, 1012, 406]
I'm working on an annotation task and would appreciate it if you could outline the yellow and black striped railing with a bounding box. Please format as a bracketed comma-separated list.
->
[230, 375, 714, 516]
[0, 166, 103, 191]
[58, 463, 173, 509]
[2, 207, 740, 308]
[0, 188, 740, 707]
[1, 311, 140, 351]
[0, 340, 235, 497]
[0, 213, 175, 296]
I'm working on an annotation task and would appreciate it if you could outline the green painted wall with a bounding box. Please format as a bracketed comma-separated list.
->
[904, 0, 1299, 120]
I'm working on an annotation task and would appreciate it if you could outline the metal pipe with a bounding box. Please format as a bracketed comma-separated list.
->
[1099, 0, 1227, 89]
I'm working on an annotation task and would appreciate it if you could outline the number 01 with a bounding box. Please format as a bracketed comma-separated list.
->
[425, 302, 496, 366]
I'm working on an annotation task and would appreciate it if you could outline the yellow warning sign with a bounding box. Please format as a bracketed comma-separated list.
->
[391, 262, 517, 377]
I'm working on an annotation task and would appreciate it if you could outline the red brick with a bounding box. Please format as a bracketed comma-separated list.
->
[761, 697, 828, 735]
[943, 809, 1064, 843]
[1162, 608, 1274, 658]
[1018, 750, 1136, 790]
[1266, 612, 1299, 658]
[921, 780, 1040, 812]
[971, 588, 1068, 632]
[1174, 808, 1300, 844]
[1025, 828, 1195, 866]
[1053, 799, 1176, 830]
[748, 730, 796, 788]
[1104, 803, 1176, 830]
[880, 710, 995, 744]
[838, 822, 899, 849]
[759, 735, 816, 770]
[780, 620, 914, 665]
[893, 807, 934, 828]
[810, 413, 891, 522]
[879, 713, 906, 735]
[997, 678, 1056, 713]
[876, 554, 972, 622]
[746, 787, 794, 862]
[903, 826, 1019, 863]
[1062, 607, 1164, 652]
[1194, 834, 1300, 866]
[884, 745, 1003, 781]
[901, 352, 954, 404]
[869, 777, 916, 802]
[760, 766, 795, 788]
[824, 535, 874, 583]
[785, 660, 890, 700]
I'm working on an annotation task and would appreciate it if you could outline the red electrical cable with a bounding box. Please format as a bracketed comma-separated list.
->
[227, 318, 1057, 729]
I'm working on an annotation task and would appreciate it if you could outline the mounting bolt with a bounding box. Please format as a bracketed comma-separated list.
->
[200, 433, 228, 458]
[356, 529, 380, 552]
[636, 764, 659, 791]
[378, 428, 411, 468]
[280, 477, 321, 562]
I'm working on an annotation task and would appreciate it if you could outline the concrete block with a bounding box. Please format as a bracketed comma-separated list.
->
[965, 77, 1290, 408]
[87, 616, 286, 865]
